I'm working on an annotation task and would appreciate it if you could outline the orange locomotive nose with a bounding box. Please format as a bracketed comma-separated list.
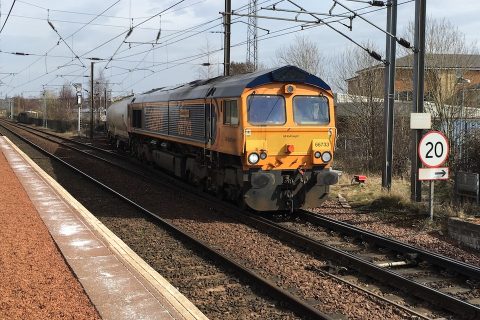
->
[286, 144, 295, 153]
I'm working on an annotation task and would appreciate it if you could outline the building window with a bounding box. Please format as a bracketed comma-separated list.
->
[223, 100, 239, 125]
[396, 91, 412, 101]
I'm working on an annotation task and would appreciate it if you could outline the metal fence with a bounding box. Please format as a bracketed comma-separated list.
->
[455, 171, 480, 205]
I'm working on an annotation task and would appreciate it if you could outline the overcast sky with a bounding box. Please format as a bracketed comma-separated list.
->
[0, 0, 479, 98]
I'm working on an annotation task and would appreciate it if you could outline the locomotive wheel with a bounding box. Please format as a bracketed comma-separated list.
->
[215, 185, 226, 200]
[236, 193, 246, 210]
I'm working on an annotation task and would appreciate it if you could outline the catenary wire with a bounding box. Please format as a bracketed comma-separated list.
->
[0, 0, 17, 34]
[6, 0, 122, 94]
[6, 0, 270, 94]
[9, 0, 411, 96]
[117, 0, 413, 93]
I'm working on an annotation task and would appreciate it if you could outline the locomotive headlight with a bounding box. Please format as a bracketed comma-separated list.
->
[248, 152, 260, 164]
[321, 151, 332, 163]
[260, 151, 267, 160]
[314, 151, 322, 159]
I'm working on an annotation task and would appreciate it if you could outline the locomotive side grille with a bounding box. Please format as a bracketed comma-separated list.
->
[143, 104, 206, 142]
[169, 104, 205, 142]
[144, 106, 168, 134]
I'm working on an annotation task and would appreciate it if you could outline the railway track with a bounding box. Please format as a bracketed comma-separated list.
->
[257, 211, 480, 319]
[0, 121, 330, 319]
[2, 120, 479, 318]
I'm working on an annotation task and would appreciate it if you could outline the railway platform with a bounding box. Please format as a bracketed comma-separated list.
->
[0, 136, 207, 320]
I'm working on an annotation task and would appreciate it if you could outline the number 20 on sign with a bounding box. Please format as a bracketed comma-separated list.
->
[418, 131, 449, 168]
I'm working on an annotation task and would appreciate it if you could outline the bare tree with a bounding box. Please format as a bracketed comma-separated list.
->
[332, 44, 385, 172]
[274, 35, 324, 76]
[58, 83, 75, 120]
[459, 129, 480, 173]
[197, 37, 219, 79]
[44, 90, 56, 121]
[229, 61, 255, 75]
[95, 71, 109, 106]
[402, 18, 479, 166]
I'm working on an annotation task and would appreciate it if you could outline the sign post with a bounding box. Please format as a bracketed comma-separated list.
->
[73, 83, 82, 134]
[418, 131, 449, 220]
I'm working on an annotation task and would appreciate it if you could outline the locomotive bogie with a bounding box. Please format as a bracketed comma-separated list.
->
[244, 169, 337, 211]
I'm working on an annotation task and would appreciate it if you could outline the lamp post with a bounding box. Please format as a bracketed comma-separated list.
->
[72, 83, 82, 134]
[90, 61, 94, 140]
[9, 98, 13, 119]
[42, 89, 47, 128]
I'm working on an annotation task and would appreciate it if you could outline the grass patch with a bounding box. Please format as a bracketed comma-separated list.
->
[332, 174, 411, 209]
[369, 194, 419, 212]
[332, 173, 461, 217]
[331, 173, 467, 232]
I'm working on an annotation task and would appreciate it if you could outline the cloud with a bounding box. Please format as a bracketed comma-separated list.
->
[1, 0, 478, 97]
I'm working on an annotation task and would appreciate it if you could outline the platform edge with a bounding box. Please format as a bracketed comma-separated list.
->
[2, 136, 208, 320]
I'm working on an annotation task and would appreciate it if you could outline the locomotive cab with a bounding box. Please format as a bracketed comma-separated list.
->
[240, 81, 338, 211]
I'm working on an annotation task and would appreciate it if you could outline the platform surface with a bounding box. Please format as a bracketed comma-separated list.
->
[0, 136, 208, 320]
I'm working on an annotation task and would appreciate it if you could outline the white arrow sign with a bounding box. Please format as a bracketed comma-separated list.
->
[418, 167, 449, 181]
[418, 131, 449, 168]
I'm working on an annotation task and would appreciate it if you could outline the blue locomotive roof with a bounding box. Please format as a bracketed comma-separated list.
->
[135, 65, 331, 104]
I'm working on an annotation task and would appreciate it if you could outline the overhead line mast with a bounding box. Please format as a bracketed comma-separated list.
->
[224, 0, 231, 76]
[246, 0, 258, 71]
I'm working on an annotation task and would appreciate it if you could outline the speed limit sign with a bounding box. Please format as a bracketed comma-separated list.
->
[418, 131, 449, 168]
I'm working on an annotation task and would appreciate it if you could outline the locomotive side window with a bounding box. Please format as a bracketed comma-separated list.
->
[223, 100, 239, 125]
[293, 96, 329, 125]
[132, 109, 142, 128]
[247, 95, 286, 125]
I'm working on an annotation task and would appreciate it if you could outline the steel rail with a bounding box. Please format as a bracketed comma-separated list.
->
[240, 213, 480, 319]
[13, 122, 128, 158]
[0, 121, 333, 320]
[297, 210, 480, 281]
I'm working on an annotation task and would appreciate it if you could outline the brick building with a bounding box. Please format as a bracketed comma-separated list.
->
[346, 53, 480, 106]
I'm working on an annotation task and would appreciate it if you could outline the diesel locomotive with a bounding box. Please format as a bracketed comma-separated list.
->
[107, 65, 338, 211]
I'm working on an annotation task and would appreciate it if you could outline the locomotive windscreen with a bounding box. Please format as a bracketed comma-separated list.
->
[247, 95, 286, 125]
[293, 96, 330, 125]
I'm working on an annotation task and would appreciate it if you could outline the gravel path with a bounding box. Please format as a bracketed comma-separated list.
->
[312, 200, 480, 266]
[0, 152, 100, 320]
[160, 212, 415, 319]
